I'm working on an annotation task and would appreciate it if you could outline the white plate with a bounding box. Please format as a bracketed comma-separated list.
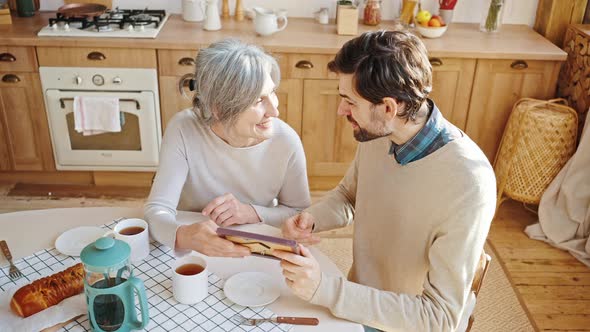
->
[223, 272, 281, 307]
[55, 226, 105, 257]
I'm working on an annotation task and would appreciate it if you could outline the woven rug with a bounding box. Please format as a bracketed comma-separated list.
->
[315, 238, 535, 332]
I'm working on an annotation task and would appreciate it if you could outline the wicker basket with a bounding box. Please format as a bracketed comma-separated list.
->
[494, 98, 578, 210]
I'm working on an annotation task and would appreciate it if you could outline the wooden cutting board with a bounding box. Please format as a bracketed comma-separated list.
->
[64, 0, 113, 9]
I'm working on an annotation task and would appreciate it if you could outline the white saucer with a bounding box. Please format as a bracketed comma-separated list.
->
[223, 272, 281, 307]
[55, 226, 105, 257]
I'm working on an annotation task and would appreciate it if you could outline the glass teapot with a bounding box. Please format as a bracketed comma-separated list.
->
[81, 237, 149, 332]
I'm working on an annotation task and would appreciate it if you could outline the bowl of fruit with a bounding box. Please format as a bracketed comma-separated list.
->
[415, 10, 448, 39]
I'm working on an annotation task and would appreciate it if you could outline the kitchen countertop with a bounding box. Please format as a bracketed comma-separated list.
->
[0, 12, 567, 60]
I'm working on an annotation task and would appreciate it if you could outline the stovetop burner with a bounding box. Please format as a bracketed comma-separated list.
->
[47, 8, 167, 32]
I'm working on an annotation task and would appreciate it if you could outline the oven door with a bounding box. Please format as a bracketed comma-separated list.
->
[45, 90, 161, 171]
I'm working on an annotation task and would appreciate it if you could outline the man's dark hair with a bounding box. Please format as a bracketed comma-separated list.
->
[328, 30, 432, 121]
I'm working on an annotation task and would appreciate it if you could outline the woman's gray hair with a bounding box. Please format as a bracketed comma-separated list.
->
[186, 39, 280, 126]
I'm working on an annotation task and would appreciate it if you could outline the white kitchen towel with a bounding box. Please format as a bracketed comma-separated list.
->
[0, 273, 86, 332]
[73, 96, 121, 136]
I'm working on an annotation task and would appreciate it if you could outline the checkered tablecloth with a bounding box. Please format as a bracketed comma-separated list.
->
[0, 222, 293, 332]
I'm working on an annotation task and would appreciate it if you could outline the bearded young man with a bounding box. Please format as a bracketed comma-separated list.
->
[272, 30, 496, 331]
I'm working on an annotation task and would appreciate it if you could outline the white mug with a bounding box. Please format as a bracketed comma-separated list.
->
[182, 0, 204, 22]
[172, 255, 209, 304]
[105, 218, 150, 263]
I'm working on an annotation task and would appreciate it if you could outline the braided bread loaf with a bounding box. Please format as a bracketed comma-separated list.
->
[10, 263, 85, 318]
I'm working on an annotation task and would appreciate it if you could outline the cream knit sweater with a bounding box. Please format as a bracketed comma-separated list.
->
[307, 135, 496, 331]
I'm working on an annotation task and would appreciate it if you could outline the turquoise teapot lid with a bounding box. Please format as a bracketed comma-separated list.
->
[80, 237, 130, 273]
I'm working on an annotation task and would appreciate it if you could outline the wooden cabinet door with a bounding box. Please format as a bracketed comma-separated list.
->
[276, 78, 303, 136]
[429, 57, 476, 130]
[0, 72, 54, 171]
[159, 76, 193, 131]
[302, 79, 357, 178]
[466, 59, 561, 161]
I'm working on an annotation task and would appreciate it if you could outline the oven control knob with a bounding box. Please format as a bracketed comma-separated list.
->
[112, 77, 122, 85]
[74, 76, 83, 85]
[92, 74, 105, 86]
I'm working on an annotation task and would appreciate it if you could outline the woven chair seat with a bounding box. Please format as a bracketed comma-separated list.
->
[494, 98, 578, 209]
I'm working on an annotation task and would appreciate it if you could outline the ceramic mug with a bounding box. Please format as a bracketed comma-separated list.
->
[172, 255, 209, 304]
[104, 218, 150, 263]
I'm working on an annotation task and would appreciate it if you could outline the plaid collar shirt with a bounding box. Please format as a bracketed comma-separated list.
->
[389, 100, 462, 165]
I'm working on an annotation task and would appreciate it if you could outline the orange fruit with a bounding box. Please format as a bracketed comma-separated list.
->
[428, 18, 441, 27]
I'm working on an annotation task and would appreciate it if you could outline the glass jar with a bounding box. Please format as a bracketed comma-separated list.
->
[363, 0, 382, 26]
[480, 0, 505, 32]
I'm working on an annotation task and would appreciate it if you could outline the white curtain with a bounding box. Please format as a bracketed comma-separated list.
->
[525, 111, 590, 267]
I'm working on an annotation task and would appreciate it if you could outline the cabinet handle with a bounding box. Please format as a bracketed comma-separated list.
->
[429, 57, 443, 66]
[87, 51, 106, 61]
[0, 53, 16, 62]
[295, 60, 314, 69]
[178, 57, 195, 66]
[2, 74, 20, 83]
[510, 60, 528, 70]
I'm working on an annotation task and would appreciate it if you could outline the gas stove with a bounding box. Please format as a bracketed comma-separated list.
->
[37, 8, 169, 38]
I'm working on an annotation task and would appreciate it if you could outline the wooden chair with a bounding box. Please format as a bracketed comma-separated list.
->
[465, 250, 492, 332]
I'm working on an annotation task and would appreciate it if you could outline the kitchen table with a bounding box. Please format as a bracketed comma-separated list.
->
[0, 207, 362, 332]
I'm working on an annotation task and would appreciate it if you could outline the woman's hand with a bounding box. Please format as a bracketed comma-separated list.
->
[175, 220, 251, 257]
[202, 193, 260, 227]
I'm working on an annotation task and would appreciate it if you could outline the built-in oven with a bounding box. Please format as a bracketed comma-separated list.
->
[39, 67, 162, 171]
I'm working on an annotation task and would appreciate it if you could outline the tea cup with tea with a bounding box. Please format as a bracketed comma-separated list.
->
[172, 255, 209, 304]
[104, 218, 150, 263]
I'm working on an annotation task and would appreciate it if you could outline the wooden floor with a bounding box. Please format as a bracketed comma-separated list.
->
[0, 183, 588, 331]
[490, 200, 590, 331]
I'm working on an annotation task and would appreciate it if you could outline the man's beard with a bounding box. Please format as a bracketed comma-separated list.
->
[348, 115, 390, 142]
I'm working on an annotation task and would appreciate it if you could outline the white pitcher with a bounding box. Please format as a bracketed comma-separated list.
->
[253, 7, 287, 36]
[203, 0, 221, 31]
[182, 0, 204, 22]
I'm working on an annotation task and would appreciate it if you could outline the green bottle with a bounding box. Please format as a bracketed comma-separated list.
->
[16, 0, 35, 17]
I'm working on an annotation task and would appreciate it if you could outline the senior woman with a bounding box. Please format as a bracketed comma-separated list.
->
[144, 39, 311, 257]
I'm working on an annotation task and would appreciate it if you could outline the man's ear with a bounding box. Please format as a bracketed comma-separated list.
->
[382, 97, 399, 119]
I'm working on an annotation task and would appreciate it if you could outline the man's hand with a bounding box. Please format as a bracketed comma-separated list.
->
[202, 193, 260, 227]
[175, 220, 251, 257]
[273, 245, 321, 302]
[282, 212, 320, 245]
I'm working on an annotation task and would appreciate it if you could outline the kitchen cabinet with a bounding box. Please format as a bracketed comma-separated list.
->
[0, 47, 37, 72]
[302, 79, 356, 179]
[36, 47, 157, 68]
[157, 50, 199, 130]
[159, 76, 194, 129]
[429, 57, 476, 130]
[0, 72, 54, 171]
[275, 79, 303, 136]
[465, 59, 561, 161]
